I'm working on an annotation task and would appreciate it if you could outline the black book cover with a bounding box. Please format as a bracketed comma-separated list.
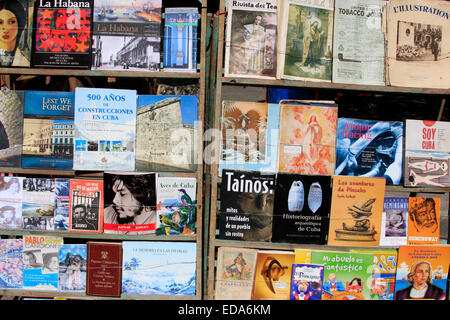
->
[31, 0, 93, 69]
[219, 169, 275, 242]
[271, 173, 331, 244]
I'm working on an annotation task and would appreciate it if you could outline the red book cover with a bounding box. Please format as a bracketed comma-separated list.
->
[69, 179, 104, 233]
[86, 241, 122, 297]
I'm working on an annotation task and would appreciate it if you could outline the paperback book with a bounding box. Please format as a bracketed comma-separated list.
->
[0, 176, 23, 230]
[290, 263, 324, 300]
[58, 244, 87, 292]
[22, 91, 75, 170]
[379, 197, 408, 247]
[0, 239, 23, 289]
[54, 178, 70, 231]
[22, 177, 56, 231]
[407, 197, 440, 245]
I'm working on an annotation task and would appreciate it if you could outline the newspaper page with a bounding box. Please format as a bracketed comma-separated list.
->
[385, 0, 450, 89]
[332, 0, 386, 86]
[223, 0, 278, 79]
[277, 0, 334, 82]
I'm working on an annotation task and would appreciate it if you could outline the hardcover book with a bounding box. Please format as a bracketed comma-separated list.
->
[407, 197, 440, 245]
[155, 176, 197, 235]
[311, 250, 374, 300]
[219, 101, 279, 176]
[290, 263, 324, 300]
[214, 247, 258, 300]
[122, 241, 196, 296]
[22, 235, 63, 291]
[277, 101, 338, 175]
[58, 244, 87, 292]
[22, 91, 75, 170]
[278, 0, 334, 82]
[394, 245, 449, 300]
[91, 0, 162, 71]
[0, 176, 23, 230]
[0, 89, 24, 167]
[136, 95, 198, 172]
[103, 172, 157, 235]
[404, 119, 450, 187]
[86, 241, 122, 297]
[335, 118, 404, 185]
[22, 177, 56, 231]
[69, 179, 104, 233]
[0, 238, 23, 289]
[219, 169, 275, 242]
[272, 173, 331, 244]
[379, 197, 408, 247]
[163, 7, 198, 72]
[73, 87, 136, 171]
[54, 178, 70, 231]
[0, 0, 33, 67]
[223, 0, 278, 79]
[252, 250, 295, 300]
[31, 0, 93, 69]
[327, 175, 386, 247]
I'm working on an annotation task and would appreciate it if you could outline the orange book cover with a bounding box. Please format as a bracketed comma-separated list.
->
[407, 197, 440, 245]
[327, 176, 386, 246]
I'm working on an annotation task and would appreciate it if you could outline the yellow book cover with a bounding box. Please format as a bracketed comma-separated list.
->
[407, 197, 440, 245]
[294, 248, 312, 263]
[327, 176, 386, 246]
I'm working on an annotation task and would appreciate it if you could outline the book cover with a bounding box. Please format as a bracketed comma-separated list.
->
[136, 95, 198, 172]
[54, 178, 70, 231]
[86, 241, 122, 297]
[278, 0, 334, 82]
[103, 172, 157, 234]
[22, 177, 56, 231]
[0, 176, 23, 229]
[294, 248, 312, 263]
[277, 101, 338, 175]
[91, 0, 161, 71]
[0, 0, 33, 67]
[272, 173, 331, 244]
[394, 245, 449, 300]
[31, 0, 93, 69]
[22, 91, 74, 170]
[223, 0, 278, 79]
[219, 101, 279, 176]
[58, 244, 87, 292]
[22, 235, 63, 291]
[122, 241, 196, 296]
[0, 89, 24, 167]
[219, 169, 275, 242]
[214, 247, 258, 300]
[69, 179, 104, 233]
[311, 250, 374, 300]
[290, 263, 324, 300]
[404, 119, 450, 187]
[155, 176, 197, 235]
[327, 175, 386, 247]
[163, 7, 198, 72]
[0, 238, 23, 289]
[379, 197, 408, 247]
[407, 197, 440, 245]
[252, 250, 294, 300]
[73, 87, 136, 171]
[335, 118, 404, 185]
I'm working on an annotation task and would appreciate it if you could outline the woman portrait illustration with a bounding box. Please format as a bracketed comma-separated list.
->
[0, 0, 28, 66]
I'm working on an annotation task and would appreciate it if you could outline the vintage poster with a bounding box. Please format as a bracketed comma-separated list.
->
[163, 7, 198, 72]
[224, 0, 278, 79]
[58, 244, 87, 292]
[290, 263, 324, 300]
[379, 197, 408, 247]
[404, 119, 450, 187]
[22, 177, 56, 231]
[0, 239, 23, 289]
[332, 0, 386, 85]
[0, 176, 23, 230]
[31, 0, 93, 68]
[91, 0, 161, 71]
[327, 175, 386, 247]
[136, 95, 198, 172]
[407, 197, 440, 245]
[278, 0, 334, 82]
[215, 247, 258, 300]
[219, 101, 279, 176]
[22, 91, 75, 170]
[73, 87, 136, 171]
[277, 101, 337, 175]
[384, 0, 450, 89]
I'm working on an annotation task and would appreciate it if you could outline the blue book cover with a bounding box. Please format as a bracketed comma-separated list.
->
[73, 88, 136, 171]
[335, 118, 403, 185]
[22, 91, 74, 170]
[122, 241, 196, 296]
[163, 7, 199, 72]
[0, 239, 23, 289]
[54, 178, 70, 231]
[136, 95, 198, 172]
[290, 263, 324, 300]
[58, 244, 87, 292]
